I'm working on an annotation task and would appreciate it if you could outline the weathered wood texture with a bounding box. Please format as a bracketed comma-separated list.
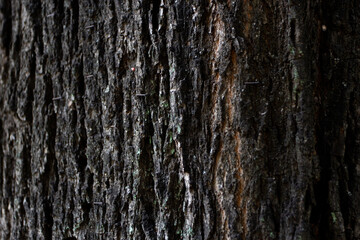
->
[0, 0, 359, 239]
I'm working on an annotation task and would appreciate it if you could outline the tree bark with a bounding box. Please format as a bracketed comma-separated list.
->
[0, 0, 359, 239]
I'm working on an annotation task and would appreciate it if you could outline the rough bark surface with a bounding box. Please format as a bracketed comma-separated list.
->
[0, 0, 359, 239]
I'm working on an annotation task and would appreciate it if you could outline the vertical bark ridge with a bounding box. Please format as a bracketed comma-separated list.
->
[46, 0, 66, 239]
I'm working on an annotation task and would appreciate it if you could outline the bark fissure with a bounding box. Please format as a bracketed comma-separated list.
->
[0, 0, 12, 56]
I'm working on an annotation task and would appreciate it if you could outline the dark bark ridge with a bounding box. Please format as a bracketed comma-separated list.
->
[0, 0, 359, 239]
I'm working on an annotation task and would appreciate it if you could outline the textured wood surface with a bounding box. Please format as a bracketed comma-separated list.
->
[0, 0, 359, 239]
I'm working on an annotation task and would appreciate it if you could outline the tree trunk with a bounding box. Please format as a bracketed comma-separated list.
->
[0, 0, 359, 239]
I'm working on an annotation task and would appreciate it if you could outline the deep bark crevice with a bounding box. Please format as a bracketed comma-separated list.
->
[0, 0, 12, 56]
[151, 0, 160, 33]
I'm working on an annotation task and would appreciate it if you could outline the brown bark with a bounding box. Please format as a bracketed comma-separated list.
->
[0, 0, 359, 239]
